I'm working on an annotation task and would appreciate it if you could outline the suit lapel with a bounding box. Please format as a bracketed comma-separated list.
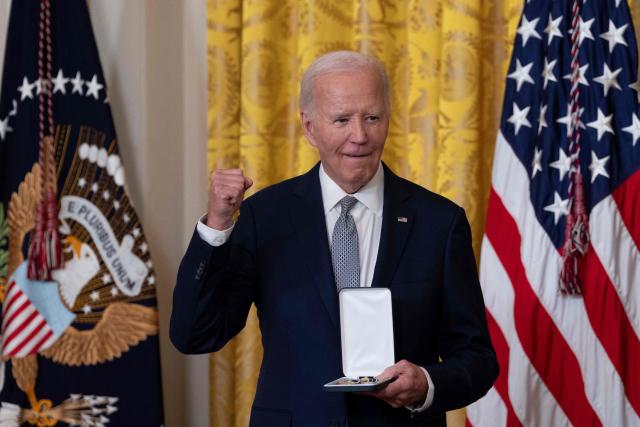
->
[289, 164, 340, 329]
[372, 165, 414, 288]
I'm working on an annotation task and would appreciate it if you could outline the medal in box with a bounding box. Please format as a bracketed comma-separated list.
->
[324, 287, 396, 392]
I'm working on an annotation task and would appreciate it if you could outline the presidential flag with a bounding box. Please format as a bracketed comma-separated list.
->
[467, 0, 640, 426]
[0, 1, 163, 425]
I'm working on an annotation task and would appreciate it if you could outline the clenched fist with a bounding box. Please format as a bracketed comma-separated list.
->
[207, 169, 253, 230]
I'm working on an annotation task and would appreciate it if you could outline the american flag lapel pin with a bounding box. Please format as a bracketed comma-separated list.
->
[397, 216, 408, 223]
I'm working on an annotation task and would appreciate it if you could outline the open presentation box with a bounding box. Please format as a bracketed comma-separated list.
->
[324, 287, 397, 392]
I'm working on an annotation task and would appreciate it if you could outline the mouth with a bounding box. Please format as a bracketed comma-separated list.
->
[343, 153, 371, 158]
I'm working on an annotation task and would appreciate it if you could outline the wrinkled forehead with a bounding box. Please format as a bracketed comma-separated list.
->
[315, 65, 382, 83]
[312, 69, 386, 106]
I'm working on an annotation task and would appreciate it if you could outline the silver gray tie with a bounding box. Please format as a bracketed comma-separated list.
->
[331, 196, 360, 291]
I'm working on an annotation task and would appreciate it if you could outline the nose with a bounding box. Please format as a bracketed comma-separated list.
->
[350, 117, 368, 144]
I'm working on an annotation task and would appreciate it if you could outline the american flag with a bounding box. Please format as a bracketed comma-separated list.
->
[467, 0, 640, 426]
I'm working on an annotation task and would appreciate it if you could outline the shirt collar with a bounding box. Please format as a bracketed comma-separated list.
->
[319, 162, 384, 217]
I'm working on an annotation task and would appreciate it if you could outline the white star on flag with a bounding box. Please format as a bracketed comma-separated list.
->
[101, 273, 112, 284]
[34, 79, 44, 95]
[542, 58, 557, 89]
[78, 177, 87, 188]
[549, 147, 572, 181]
[507, 102, 531, 135]
[110, 287, 119, 297]
[531, 146, 543, 178]
[85, 74, 104, 100]
[35, 78, 50, 95]
[622, 113, 640, 146]
[600, 20, 628, 53]
[629, 81, 640, 102]
[71, 71, 84, 94]
[517, 15, 541, 47]
[594, 63, 622, 96]
[543, 191, 570, 224]
[0, 116, 13, 141]
[508, 59, 535, 91]
[90, 291, 100, 302]
[589, 151, 610, 182]
[578, 17, 595, 45]
[17, 77, 34, 100]
[9, 99, 18, 116]
[91, 182, 99, 192]
[556, 106, 585, 137]
[563, 64, 589, 86]
[538, 105, 548, 135]
[587, 108, 615, 141]
[544, 14, 563, 45]
[82, 304, 92, 314]
[52, 69, 69, 94]
[132, 227, 141, 238]
[139, 242, 148, 254]
[147, 275, 156, 285]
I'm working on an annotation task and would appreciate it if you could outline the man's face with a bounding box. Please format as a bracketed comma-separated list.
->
[301, 69, 389, 193]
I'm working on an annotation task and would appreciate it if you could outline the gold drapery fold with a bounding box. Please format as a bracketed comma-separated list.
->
[206, 1, 529, 425]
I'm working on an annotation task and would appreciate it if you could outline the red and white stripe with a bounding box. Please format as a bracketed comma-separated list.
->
[1, 279, 55, 358]
[467, 132, 640, 426]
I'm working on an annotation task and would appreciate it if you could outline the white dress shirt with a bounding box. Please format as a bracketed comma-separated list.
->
[196, 162, 434, 412]
[319, 163, 383, 288]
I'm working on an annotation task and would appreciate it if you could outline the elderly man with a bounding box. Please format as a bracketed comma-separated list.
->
[170, 51, 498, 426]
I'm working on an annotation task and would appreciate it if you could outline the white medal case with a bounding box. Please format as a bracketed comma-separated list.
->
[324, 287, 396, 392]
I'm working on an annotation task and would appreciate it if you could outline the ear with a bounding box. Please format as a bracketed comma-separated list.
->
[300, 111, 318, 147]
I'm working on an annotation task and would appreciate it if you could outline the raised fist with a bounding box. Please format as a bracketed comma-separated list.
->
[206, 168, 253, 230]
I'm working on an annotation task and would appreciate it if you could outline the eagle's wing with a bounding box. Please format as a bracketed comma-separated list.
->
[7, 164, 40, 278]
[40, 302, 158, 366]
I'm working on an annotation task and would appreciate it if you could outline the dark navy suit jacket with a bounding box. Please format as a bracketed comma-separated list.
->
[170, 163, 498, 427]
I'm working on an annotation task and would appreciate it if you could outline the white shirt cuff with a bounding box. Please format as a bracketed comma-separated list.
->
[196, 214, 234, 247]
[406, 367, 435, 413]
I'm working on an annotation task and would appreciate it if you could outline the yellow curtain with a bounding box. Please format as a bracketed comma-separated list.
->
[206, 0, 523, 425]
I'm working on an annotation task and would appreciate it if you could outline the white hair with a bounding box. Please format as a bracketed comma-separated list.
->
[300, 50, 390, 117]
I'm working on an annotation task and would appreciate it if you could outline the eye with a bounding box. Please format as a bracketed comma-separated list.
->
[366, 115, 380, 123]
[333, 117, 349, 125]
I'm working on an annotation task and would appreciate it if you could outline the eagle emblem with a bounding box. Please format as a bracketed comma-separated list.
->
[0, 128, 159, 426]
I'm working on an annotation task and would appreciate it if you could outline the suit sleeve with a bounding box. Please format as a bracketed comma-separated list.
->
[425, 207, 499, 412]
[169, 202, 258, 354]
